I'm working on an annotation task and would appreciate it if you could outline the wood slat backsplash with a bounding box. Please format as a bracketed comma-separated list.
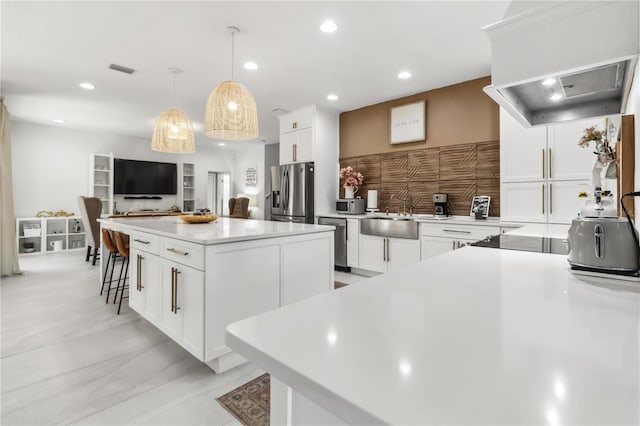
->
[339, 140, 500, 216]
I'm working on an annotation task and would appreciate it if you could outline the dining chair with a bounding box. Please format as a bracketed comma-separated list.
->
[228, 197, 250, 219]
[77, 196, 102, 265]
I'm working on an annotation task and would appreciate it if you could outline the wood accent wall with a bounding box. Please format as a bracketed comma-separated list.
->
[339, 76, 499, 159]
[340, 140, 500, 216]
[617, 115, 635, 217]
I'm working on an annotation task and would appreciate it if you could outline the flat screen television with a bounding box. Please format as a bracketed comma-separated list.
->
[114, 158, 177, 195]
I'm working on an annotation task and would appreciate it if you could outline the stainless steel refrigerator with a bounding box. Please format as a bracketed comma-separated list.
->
[270, 162, 314, 223]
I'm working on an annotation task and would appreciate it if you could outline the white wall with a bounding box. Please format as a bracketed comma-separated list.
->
[227, 145, 266, 219]
[10, 121, 237, 217]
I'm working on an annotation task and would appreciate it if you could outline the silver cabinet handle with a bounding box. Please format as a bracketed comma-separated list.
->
[134, 238, 150, 244]
[443, 229, 471, 234]
[452, 240, 456, 250]
[594, 224, 604, 258]
[166, 247, 189, 256]
[548, 148, 552, 179]
[549, 183, 553, 215]
[382, 238, 386, 261]
[542, 149, 545, 179]
[136, 254, 144, 291]
[542, 185, 545, 215]
[386, 238, 390, 262]
[170, 267, 182, 313]
[293, 143, 297, 162]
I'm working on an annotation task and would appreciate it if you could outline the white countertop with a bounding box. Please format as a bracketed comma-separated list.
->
[100, 216, 334, 245]
[317, 212, 508, 227]
[227, 244, 640, 424]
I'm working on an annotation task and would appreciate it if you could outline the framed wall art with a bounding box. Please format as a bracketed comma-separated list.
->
[389, 100, 426, 144]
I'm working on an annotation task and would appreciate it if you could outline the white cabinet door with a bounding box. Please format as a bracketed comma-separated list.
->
[129, 249, 163, 324]
[358, 235, 386, 273]
[294, 127, 313, 163]
[280, 108, 313, 133]
[500, 109, 547, 182]
[501, 182, 547, 223]
[282, 235, 333, 304]
[161, 261, 204, 359]
[547, 117, 604, 181]
[548, 180, 588, 224]
[346, 219, 359, 268]
[280, 128, 313, 165]
[279, 131, 296, 164]
[421, 236, 455, 260]
[387, 238, 421, 272]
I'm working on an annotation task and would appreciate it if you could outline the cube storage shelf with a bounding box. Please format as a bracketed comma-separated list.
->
[16, 217, 86, 255]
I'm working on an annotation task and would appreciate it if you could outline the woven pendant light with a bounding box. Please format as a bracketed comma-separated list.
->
[204, 26, 259, 141]
[151, 68, 195, 153]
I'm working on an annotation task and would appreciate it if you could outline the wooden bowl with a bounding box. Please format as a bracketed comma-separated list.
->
[179, 214, 218, 224]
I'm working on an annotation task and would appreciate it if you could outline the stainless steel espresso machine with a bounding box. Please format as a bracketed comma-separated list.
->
[433, 193, 449, 217]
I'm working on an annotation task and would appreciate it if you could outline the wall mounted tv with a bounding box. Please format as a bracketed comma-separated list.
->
[114, 158, 177, 195]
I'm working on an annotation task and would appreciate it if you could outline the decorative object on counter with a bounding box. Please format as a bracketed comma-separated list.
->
[470, 196, 491, 219]
[390, 100, 426, 144]
[151, 68, 195, 153]
[204, 26, 258, 141]
[36, 210, 75, 217]
[578, 123, 616, 167]
[339, 166, 363, 199]
[216, 373, 270, 426]
[367, 190, 378, 210]
[179, 213, 218, 224]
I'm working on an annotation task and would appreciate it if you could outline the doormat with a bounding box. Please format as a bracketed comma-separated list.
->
[217, 373, 270, 426]
[334, 281, 349, 289]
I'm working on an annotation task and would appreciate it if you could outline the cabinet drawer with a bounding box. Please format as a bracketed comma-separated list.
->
[130, 232, 160, 254]
[280, 108, 313, 133]
[420, 223, 500, 241]
[160, 238, 204, 270]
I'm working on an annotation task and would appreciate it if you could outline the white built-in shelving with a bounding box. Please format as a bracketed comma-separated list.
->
[89, 153, 114, 216]
[16, 216, 86, 255]
[181, 163, 195, 213]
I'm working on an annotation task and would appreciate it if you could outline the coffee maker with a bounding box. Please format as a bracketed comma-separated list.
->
[433, 193, 449, 216]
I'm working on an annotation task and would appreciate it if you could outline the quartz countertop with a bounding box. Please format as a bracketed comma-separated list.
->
[316, 212, 511, 227]
[100, 216, 334, 245]
[226, 232, 640, 424]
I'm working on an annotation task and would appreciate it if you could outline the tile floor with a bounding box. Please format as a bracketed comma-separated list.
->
[1, 252, 264, 425]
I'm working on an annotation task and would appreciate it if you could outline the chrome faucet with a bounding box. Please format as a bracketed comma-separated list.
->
[391, 194, 410, 216]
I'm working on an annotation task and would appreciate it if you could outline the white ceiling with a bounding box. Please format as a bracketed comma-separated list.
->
[1, 1, 510, 149]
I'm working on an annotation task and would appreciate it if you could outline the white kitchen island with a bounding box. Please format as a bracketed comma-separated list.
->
[226, 241, 640, 424]
[100, 216, 334, 373]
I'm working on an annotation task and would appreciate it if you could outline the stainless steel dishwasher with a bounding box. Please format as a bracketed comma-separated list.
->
[317, 216, 349, 272]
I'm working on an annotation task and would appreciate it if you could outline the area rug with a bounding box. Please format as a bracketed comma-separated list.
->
[217, 373, 270, 426]
[334, 281, 349, 289]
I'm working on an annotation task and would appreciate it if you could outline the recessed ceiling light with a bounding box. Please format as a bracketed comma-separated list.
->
[542, 78, 556, 86]
[243, 61, 258, 71]
[327, 94, 338, 101]
[53, 119, 65, 124]
[79, 82, 95, 90]
[549, 93, 563, 101]
[218, 142, 226, 147]
[320, 20, 337, 33]
[398, 71, 412, 79]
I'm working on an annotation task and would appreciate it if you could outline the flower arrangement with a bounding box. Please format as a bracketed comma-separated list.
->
[339, 166, 364, 188]
[578, 125, 604, 148]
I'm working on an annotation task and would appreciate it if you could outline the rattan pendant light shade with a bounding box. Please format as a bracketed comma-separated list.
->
[204, 26, 259, 141]
[151, 68, 195, 153]
[204, 81, 258, 140]
[151, 109, 195, 153]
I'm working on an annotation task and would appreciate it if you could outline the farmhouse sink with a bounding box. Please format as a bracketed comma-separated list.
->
[361, 216, 419, 239]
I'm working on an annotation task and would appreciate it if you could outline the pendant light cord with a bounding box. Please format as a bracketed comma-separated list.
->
[230, 29, 235, 81]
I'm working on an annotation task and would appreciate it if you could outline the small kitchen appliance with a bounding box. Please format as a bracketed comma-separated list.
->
[336, 198, 366, 215]
[433, 193, 449, 217]
[567, 188, 640, 276]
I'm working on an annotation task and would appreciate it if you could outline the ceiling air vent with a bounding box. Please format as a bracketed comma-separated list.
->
[108, 63, 136, 75]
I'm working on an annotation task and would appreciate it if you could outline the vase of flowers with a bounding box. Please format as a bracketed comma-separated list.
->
[579, 125, 614, 165]
[339, 166, 364, 199]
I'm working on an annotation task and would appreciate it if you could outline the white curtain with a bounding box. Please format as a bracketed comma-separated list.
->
[0, 98, 21, 276]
